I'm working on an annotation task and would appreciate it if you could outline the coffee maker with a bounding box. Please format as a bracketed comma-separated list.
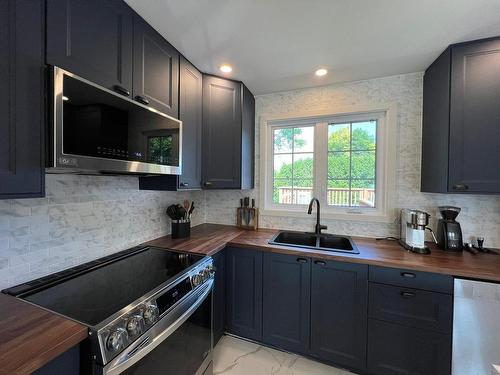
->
[436, 206, 463, 251]
[399, 209, 437, 254]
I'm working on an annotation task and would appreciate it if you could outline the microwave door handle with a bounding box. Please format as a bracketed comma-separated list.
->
[104, 280, 213, 375]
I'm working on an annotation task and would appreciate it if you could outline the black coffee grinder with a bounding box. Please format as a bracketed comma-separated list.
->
[436, 206, 463, 251]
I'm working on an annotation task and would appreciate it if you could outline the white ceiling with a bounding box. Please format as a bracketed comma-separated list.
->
[125, 0, 500, 95]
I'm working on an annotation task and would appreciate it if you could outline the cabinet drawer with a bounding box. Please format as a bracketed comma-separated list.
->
[369, 283, 452, 334]
[369, 266, 453, 294]
[367, 320, 451, 375]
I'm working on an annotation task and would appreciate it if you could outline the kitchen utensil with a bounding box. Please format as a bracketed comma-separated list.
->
[177, 205, 187, 220]
[167, 204, 179, 220]
[188, 202, 195, 218]
[183, 200, 190, 217]
[436, 206, 463, 251]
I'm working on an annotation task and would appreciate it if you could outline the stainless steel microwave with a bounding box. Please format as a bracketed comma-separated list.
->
[48, 67, 182, 175]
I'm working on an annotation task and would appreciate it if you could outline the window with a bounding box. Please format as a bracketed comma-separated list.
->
[262, 107, 396, 221]
[327, 121, 376, 207]
[273, 126, 314, 205]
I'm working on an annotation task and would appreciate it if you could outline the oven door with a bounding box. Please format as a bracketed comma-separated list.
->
[101, 280, 213, 375]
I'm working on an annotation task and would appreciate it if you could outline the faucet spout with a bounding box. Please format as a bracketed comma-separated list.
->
[308, 198, 327, 235]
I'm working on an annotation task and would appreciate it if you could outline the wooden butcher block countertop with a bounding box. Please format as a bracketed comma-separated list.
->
[148, 224, 500, 282]
[0, 294, 87, 375]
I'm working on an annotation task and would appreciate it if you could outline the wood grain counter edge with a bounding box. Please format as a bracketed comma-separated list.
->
[0, 294, 88, 375]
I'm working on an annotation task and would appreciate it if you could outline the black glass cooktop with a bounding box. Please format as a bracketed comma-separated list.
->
[20, 247, 204, 326]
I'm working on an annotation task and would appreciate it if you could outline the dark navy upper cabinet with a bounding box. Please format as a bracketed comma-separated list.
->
[226, 247, 263, 341]
[421, 37, 500, 194]
[262, 253, 310, 354]
[139, 56, 202, 191]
[202, 76, 255, 189]
[0, 0, 45, 199]
[46, 0, 133, 94]
[133, 14, 179, 118]
[310, 259, 368, 372]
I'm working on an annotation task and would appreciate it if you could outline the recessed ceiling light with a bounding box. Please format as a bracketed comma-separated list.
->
[315, 68, 328, 77]
[219, 64, 233, 73]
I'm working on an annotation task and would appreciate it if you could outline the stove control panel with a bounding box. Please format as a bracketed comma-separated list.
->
[98, 258, 215, 362]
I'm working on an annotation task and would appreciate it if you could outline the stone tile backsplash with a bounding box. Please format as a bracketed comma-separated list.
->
[0, 174, 205, 289]
[205, 72, 500, 248]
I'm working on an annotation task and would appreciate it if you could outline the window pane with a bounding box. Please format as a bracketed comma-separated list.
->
[273, 179, 293, 204]
[274, 154, 293, 179]
[328, 123, 350, 151]
[327, 180, 351, 206]
[293, 153, 314, 179]
[294, 126, 314, 152]
[328, 152, 350, 179]
[351, 151, 376, 179]
[352, 121, 376, 150]
[351, 180, 375, 207]
[293, 181, 313, 204]
[273, 128, 294, 153]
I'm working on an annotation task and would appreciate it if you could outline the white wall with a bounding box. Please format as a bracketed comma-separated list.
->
[205, 72, 500, 247]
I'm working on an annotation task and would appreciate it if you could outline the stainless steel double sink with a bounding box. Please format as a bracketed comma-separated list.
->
[268, 231, 359, 254]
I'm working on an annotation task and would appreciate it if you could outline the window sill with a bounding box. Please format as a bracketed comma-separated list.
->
[260, 207, 396, 223]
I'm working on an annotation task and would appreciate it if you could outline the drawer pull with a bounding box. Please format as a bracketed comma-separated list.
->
[401, 272, 416, 278]
[314, 260, 326, 266]
[401, 291, 416, 298]
[296, 258, 308, 263]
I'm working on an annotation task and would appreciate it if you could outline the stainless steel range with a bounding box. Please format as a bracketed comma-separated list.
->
[3, 246, 215, 375]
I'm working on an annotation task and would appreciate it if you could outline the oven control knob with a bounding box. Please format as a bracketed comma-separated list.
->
[126, 315, 144, 336]
[143, 304, 159, 325]
[192, 273, 204, 287]
[106, 328, 127, 352]
[201, 268, 211, 281]
[207, 265, 216, 276]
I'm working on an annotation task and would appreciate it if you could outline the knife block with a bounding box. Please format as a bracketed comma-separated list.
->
[236, 207, 258, 230]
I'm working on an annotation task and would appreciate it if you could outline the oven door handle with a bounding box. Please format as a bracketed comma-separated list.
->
[103, 279, 213, 375]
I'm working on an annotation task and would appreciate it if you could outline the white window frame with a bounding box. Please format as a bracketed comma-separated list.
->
[260, 103, 397, 223]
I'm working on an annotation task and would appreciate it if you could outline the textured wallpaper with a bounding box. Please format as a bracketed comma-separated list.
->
[205, 72, 500, 248]
[0, 174, 205, 289]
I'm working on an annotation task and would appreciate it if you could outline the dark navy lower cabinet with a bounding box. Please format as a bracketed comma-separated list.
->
[213, 249, 226, 346]
[0, 0, 45, 199]
[262, 253, 310, 354]
[367, 319, 452, 375]
[33, 345, 80, 375]
[310, 259, 368, 372]
[226, 247, 263, 341]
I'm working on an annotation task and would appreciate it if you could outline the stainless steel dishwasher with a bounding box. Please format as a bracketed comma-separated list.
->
[453, 278, 500, 375]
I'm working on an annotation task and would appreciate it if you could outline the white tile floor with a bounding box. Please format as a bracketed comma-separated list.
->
[213, 335, 358, 375]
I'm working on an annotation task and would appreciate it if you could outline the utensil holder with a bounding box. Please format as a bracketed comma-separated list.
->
[171, 220, 190, 239]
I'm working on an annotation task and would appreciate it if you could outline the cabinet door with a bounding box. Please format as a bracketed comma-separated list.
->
[212, 249, 226, 346]
[178, 57, 202, 189]
[367, 319, 451, 375]
[133, 15, 179, 118]
[262, 253, 310, 354]
[449, 38, 500, 193]
[202, 76, 242, 189]
[226, 247, 262, 341]
[0, 0, 45, 199]
[310, 259, 368, 371]
[46, 0, 133, 94]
